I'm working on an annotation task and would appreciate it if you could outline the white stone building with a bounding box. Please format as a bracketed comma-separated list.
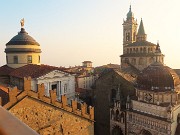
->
[33, 70, 75, 100]
[9, 64, 75, 101]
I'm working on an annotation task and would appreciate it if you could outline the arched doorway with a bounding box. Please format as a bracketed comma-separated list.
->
[140, 129, 152, 135]
[112, 126, 123, 135]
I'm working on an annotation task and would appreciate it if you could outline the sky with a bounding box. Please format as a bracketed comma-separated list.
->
[0, 0, 180, 68]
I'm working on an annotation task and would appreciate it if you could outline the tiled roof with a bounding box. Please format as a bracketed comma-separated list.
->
[9, 64, 66, 79]
[121, 63, 140, 76]
[0, 65, 14, 76]
[137, 62, 180, 91]
[121, 53, 160, 57]
[127, 41, 156, 47]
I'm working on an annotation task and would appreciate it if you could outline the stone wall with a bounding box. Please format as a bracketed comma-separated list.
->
[2, 77, 94, 135]
[9, 97, 94, 135]
[95, 70, 135, 135]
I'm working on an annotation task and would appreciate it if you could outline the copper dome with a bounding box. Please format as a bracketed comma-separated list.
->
[137, 62, 180, 91]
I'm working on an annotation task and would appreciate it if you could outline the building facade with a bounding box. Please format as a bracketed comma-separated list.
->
[34, 70, 75, 101]
[77, 74, 97, 90]
[95, 69, 136, 135]
[110, 6, 180, 135]
[120, 6, 164, 71]
[8, 64, 75, 101]
[110, 62, 180, 135]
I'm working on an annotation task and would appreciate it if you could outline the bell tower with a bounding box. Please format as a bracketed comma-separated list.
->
[122, 5, 138, 53]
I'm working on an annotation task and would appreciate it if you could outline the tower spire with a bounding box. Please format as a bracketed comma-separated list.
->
[129, 5, 131, 12]
[137, 18, 147, 41]
[127, 5, 134, 20]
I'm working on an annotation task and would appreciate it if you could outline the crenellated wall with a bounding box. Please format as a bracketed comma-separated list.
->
[2, 77, 94, 135]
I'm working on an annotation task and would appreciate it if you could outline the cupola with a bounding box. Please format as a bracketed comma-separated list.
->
[5, 19, 41, 68]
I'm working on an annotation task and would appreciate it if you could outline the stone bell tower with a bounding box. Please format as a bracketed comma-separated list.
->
[122, 5, 138, 53]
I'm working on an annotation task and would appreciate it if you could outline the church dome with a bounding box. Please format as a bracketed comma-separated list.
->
[6, 28, 40, 46]
[5, 19, 41, 68]
[137, 62, 180, 91]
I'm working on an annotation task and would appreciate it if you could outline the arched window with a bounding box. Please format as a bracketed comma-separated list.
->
[139, 58, 144, 65]
[136, 48, 138, 53]
[125, 58, 129, 63]
[111, 89, 116, 104]
[120, 112, 125, 123]
[140, 48, 143, 53]
[149, 57, 154, 64]
[126, 32, 130, 41]
[127, 48, 129, 53]
[143, 47, 146, 53]
[162, 57, 164, 63]
[133, 48, 135, 53]
[131, 58, 136, 65]
[13, 56, 18, 64]
[150, 48, 153, 52]
[130, 48, 132, 53]
[115, 109, 120, 121]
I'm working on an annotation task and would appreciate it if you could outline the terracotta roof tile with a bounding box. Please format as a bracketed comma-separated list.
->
[9, 64, 66, 79]
[0, 65, 14, 76]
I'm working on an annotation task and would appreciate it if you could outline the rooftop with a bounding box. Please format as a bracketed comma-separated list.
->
[127, 41, 156, 47]
[9, 64, 67, 79]
[6, 28, 40, 46]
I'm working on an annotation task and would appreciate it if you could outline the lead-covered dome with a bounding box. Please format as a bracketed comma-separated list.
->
[137, 62, 180, 91]
[5, 20, 41, 68]
[6, 28, 40, 45]
[127, 5, 134, 19]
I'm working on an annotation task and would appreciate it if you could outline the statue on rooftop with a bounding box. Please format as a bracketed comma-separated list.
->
[20, 18, 24, 28]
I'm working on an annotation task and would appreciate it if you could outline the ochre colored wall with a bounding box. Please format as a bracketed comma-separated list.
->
[9, 97, 94, 135]
[7, 53, 41, 68]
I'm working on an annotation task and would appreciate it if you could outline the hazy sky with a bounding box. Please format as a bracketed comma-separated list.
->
[0, 0, 180, 68]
